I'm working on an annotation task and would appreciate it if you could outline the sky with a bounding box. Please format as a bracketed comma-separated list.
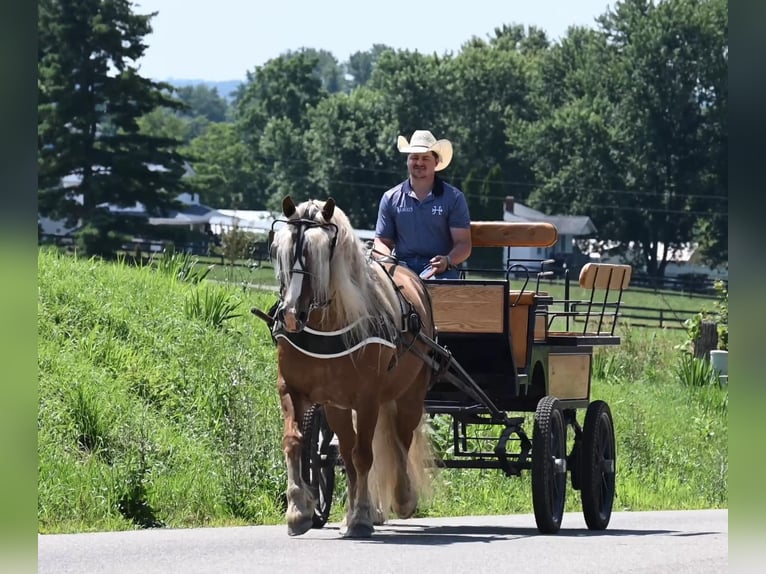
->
[133, 0, 616, 82]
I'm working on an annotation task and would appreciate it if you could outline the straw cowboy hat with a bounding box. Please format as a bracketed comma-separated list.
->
[397, 130, 453, 171]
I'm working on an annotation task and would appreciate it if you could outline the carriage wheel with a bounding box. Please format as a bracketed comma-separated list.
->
[300, 405, 336, 528]
[580, 400, 616, 530]
[531, 396, 567, 534]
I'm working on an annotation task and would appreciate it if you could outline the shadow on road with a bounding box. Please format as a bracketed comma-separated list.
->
[311, 523, 721, 546]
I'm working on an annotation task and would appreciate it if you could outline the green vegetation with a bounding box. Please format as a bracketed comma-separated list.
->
[38, 250, 726, 533]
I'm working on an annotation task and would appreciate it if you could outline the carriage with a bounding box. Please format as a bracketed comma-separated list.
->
[261, 198, 632, 537]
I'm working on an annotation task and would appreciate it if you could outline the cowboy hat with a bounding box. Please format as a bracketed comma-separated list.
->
[397, 130, 453, 171]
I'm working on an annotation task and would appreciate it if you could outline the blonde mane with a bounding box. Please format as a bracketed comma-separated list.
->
[273, 199, 401, 345]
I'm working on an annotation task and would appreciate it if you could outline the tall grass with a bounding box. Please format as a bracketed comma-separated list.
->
[38, 248, 726, 533]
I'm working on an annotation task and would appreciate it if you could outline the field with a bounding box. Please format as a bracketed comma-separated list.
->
[37, 248, 727, 533]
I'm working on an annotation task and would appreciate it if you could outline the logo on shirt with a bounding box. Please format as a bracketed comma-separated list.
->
[397, 206, 414, 213]
[431, 205, 443, 216]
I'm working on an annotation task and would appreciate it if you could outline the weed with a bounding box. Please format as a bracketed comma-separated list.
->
[676, 354, 718, 388]
[184, 285, 243, 328]
[152, 249, 213, 284]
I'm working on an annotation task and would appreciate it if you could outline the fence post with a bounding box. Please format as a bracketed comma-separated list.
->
[693, 320, 718, 360]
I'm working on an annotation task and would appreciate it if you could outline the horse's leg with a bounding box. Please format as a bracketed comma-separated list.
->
[279, 376, 314, 536]
[323, 406, 357, 532]
[344, 401, 379, 538]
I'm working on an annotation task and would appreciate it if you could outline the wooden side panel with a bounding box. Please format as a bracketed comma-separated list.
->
[533, 312, 547, 341]
[509, 305, 529, 368]
[471, 221, 558, 248]
[578, 263, 632, 290]
[428, 284, 505, 333]
[548, 354, 591, 399]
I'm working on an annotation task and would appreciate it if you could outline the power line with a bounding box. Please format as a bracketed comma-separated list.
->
[242, 152, 729, 202]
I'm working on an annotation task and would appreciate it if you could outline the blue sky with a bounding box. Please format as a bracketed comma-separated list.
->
[133, 0, 616, 81]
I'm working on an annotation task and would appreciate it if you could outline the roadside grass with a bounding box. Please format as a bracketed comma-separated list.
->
[38, 248, 726, 533]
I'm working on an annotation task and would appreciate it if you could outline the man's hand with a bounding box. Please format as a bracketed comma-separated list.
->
[429, 254, 452, 274]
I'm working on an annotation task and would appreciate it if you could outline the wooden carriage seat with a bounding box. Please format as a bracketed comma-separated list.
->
[578, 262, 632, 290]
[469, 221, 559, 370]
[470, 221, 558, 249]
[545, 263, 633, 339]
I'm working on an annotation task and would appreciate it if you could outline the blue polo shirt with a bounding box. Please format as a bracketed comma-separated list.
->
[375, 177, 471, 274]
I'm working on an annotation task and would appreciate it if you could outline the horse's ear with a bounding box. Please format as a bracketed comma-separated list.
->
[322, 197, 335, 221]
[282, 196, 296, 217]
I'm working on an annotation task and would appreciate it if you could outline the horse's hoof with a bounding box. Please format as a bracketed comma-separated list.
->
[372, 507, 387, 525]
[342, 522, 374, 538]
[287, 517, 313, 537]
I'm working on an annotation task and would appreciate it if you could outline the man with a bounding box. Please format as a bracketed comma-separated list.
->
[374, 129, 472, 279]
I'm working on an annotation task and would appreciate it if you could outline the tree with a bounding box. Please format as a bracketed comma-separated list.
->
[38, 0, 188, 255]
[304, 87, 401, 228]
[185, 122, 264, 209]
[345, 44, 394, 89]
[234, 53, 329, 209]
[597, 0, 728, 276]
[510, 0, 727, 277]
[175, 84, 230, 122]
[446, 29, 543, 211]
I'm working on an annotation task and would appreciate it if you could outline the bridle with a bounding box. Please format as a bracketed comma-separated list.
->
[272, 216, 338, 319]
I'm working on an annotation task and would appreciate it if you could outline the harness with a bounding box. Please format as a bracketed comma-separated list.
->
[272, 316, 397, 359]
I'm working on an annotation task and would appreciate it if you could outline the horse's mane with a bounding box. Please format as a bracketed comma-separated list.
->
[274, 199, 402, 345]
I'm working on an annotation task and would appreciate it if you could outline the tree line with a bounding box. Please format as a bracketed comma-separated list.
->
[38, 0, 727, 276]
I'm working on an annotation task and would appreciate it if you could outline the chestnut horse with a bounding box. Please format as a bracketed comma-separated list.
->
[266, 196, 435, 538]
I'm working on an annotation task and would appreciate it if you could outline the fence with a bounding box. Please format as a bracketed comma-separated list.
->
[571, 303, 699, 330]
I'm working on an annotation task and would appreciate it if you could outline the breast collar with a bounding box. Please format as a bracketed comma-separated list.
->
[272, 316, 398, 359]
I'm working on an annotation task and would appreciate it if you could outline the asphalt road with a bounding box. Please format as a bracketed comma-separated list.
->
[38, 509, 727, 574]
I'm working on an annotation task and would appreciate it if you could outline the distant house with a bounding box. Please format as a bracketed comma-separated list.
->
[208, 208, 376, 242]
[594, 240, 728, 283]
[39, 191, 218, 240]
[38, 163, 209, 240]
[502, 196, 596, 273]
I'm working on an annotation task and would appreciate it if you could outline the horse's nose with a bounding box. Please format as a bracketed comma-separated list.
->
[283, 307, 308, 333]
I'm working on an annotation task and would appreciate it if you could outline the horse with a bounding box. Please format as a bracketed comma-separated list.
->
[261, 195, 436, 538]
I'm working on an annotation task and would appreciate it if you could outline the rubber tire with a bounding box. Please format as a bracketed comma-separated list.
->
[580, 400, 616, 530]
[300, 405, 336, 528]
[531, 396, 567, 534]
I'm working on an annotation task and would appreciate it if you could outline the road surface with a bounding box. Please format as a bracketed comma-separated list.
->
[38, 509, 727, 574]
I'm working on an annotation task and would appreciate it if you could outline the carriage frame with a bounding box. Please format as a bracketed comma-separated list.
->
[299, 220, 632, 534]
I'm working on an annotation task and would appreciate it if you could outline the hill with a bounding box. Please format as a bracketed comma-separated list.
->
[37, 249, 727, 533]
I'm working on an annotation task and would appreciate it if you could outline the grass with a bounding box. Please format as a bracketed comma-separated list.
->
[38, 248, 727, 533]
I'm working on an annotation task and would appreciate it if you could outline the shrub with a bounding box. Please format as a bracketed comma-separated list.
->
[679, 279, 728, 353]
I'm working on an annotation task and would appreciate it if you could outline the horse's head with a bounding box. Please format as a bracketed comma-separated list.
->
[271, 196, 339, 332]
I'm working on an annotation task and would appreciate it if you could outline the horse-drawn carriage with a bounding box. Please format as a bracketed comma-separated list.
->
[257, 197, 632, 537]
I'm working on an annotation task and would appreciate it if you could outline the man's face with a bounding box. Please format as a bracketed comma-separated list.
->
[407, 152, 438, 179]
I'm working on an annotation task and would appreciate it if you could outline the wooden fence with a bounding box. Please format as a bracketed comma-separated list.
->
[571, 303, 699, 330]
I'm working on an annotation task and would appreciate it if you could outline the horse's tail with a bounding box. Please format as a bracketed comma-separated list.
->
[368, 401, 434, 523]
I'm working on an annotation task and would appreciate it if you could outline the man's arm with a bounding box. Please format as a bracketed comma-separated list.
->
[447, 227, 472, 266]
[429, 227, 472, 274]
[373, 236, 395, 257]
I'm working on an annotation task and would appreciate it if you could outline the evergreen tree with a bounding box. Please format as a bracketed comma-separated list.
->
[38, 0, 188, 255]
